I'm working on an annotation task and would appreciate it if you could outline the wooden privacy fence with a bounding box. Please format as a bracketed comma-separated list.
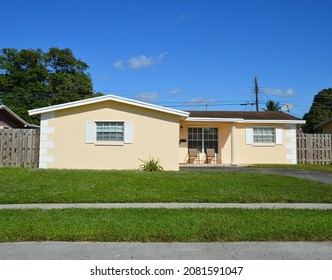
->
[297, 133, 331, 164]
[0, 129, 40, 168]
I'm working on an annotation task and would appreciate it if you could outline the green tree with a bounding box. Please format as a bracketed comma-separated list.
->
[262, 100, 282, 111]
[0, 48, 102, 124]
[303, 88, 332, 133]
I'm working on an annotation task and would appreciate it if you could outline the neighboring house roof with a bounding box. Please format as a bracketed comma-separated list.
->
[28, 94, 190, 118]
[0, 105, 39, 128]
[186, 111, 305, 124]
[315, 117, 332, 129]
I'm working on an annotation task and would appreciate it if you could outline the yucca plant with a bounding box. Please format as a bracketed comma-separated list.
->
[139, 158, 164, 172]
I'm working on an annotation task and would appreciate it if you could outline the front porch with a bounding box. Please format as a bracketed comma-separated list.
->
[179, 122, 237, 166]
[181, 150, 222, 165]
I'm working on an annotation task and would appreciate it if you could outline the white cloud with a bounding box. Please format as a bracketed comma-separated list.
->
[129, 55, 152, 70]
[112, 60, 125, 70]
[135, 92, 159, 102]
[263, 87, 295, 97]
[186, 97, 218, 104]
[177, 12, 198, 22]
[168, 88, 182, 94]
[113, 52, 168, 71]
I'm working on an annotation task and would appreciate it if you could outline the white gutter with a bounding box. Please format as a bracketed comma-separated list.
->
[185, 117, 244, 122]
[239, 119, 306, 124]
[185, 117, 305, 125]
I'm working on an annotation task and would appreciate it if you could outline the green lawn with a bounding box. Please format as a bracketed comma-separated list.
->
[1, 167, 331, 242]
[0, 167, 331, 203]
[0, 208, 331, 242]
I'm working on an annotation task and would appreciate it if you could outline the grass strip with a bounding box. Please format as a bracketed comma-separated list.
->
[0, 168, 331, 203]
[0, 208, 331, 242]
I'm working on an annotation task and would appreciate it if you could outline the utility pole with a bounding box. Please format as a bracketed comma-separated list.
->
[254, 75, 259, 111]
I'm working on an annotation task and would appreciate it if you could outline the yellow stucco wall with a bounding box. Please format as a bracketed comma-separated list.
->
[233, 123, 296, 164]
[179, 121, 297, 165]
[41, 101, 181, 170]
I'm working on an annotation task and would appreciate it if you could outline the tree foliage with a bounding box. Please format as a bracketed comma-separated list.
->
[0, 48, 102, 124]
[303, 88, 332, 133]
[262, 100, 281, 112]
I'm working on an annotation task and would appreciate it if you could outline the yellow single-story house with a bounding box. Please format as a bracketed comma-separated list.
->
[29, 94, 305, 170]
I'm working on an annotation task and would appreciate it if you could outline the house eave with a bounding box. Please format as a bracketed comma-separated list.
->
[240, 119, 306, 124]
[185, 117, 305, 125]
[185, 117, 244, 122]
[28, 94, 190, 118]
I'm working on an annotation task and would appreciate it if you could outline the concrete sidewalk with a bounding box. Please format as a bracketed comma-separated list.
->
[1, 242, 331, 260]
[1, 203, 332, 209]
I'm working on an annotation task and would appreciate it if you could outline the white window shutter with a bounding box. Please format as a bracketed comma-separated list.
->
[245, 128, 253, 145]
[275, 128, 283, 145]
[124, 121, 134, 144]
[85, 121, 95, 144]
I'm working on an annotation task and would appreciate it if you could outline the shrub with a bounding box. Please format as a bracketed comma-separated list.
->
[139, 158, 164, 172]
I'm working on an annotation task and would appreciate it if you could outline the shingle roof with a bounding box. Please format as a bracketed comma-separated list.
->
[187, 111, 302, 121]
[315, 117, 332, 129]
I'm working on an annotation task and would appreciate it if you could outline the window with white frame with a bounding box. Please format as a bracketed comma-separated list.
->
[253, 127, 275, 143]
[188, 127, 218, 152]
[96, 122, 124, 142]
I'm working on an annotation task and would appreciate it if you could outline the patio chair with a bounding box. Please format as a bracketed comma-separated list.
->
[206, 148, 215, 163]
[188, 148, 198, 164]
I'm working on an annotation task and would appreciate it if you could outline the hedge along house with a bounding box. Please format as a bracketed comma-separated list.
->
[179, 111, 305, 165]
[28, 95, 189, 171]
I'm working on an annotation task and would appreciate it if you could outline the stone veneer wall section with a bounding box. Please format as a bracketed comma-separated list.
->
[39, 112, 55, 168]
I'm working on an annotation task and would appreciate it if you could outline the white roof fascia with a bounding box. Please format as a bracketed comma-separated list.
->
[28, 94, 190, 118]
[185, 117, 305, 125]
[185, 117, 244, 122]
[240, 119, 306, 124]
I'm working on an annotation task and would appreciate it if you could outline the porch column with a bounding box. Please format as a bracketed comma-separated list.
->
[231, 124, 237, 166]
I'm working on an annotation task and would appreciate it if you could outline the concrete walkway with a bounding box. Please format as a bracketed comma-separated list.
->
[1, 202, 332, 209]
[1, 242, 331, 260]
[180, 166, 332, 185]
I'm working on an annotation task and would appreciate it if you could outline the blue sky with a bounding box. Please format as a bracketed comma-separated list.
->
[2, 0, 332, 117]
